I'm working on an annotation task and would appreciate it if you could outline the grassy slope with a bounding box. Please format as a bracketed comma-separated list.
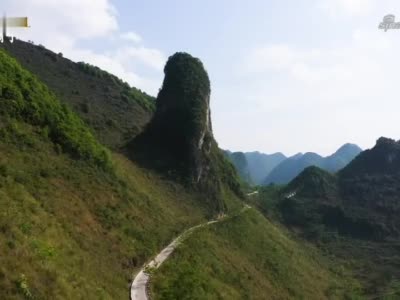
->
[151, 209, 362, 300]
[0, 127, 209, 299]
[248, 181, 400, 298]
[0, 47, 213, 299]
[1, 39, 154, 150]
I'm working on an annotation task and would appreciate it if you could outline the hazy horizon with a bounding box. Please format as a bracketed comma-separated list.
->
[3, 0, 400, 156]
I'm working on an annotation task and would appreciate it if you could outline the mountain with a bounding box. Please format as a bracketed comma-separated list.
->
[1, 38, 154, 149]
[223, 151, 252, 183]
[244, 152, 286, 184]
[336, 138, 400, 238]
[322, 143, 363, 172]
[0, 46, 208, 299]
[224, 151, 286, 185]
[0, 43, 244, 298]
[339, 137, 400, 178]
[0, 40, 364, 299]
[264, 152, 324, 185]
[130, 52, 242, 211]
[263, 144, 362, 185]
[251, 137, 400, 296]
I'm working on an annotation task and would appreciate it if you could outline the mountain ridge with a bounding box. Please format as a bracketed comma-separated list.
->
[1, 38, 155, 150]
[250, 137, 400, 296]
[224, 151, 286, 185]
[263, 143, 362, 185]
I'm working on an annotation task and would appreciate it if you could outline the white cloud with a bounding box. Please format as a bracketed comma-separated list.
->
[120, 31, 142, 43]
[5, 0, 118, 46]
[114, 46, 166, 71]
[244, 28, 395, 90]
[3, 0, 165, 95]
[237, 28, 400, 154]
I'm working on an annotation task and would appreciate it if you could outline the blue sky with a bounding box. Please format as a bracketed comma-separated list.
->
[4, 0, 400, 156]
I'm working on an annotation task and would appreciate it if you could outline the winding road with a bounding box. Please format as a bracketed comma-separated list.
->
[130, 219, 220, 300]
[246, 191, 259, 196]
[130, 203, 252, 300]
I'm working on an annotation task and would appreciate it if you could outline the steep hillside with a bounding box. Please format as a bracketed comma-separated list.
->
[0, 47, 216, 299]
[1, 39, 154, 150]
[251, 138, 400, 297]
[0, 48, 111, 169]
[337, 137, 400, 238]
[339, 138, 400, 178]
[263, 144, 361, 185]
[283, 137, 400, 240]
[150, 209, 362, 299]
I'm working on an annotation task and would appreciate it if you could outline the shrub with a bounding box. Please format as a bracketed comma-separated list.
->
[0, 49, 112, 170]
[16, 274, 33, 299]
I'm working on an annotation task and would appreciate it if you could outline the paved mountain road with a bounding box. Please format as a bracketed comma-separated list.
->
[130, 204, 251, 300]
[130, 219, 219, 300]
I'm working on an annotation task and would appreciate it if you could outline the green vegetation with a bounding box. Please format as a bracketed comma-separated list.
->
[156, 52, 211, 139]
[131, 52, 243, 213]
[223, 151, 252, 184]
[136, 52, 213, 171]
[250, 152, 400, 297]
[2, 39, 154, 149]
[151, 209, 362, 299]
[0, 48, 217, 299]
[286, 166, 338, 197]
[77, 62, 155, 111]
[0, 128, 210, 299]
[246, 184, 284, 219]
[2, 40, 394, 300]
[0, 49, 111, 169]
[339, 138, 399, 178]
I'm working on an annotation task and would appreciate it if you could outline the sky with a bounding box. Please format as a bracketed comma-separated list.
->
[3, 0, 400, 156]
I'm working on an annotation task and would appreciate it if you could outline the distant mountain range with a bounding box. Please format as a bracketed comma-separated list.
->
[225, 143, 362, 185]
[282, 136, 400, 240]
[224, 151, 286, 185]
[264, 143, 362, 185]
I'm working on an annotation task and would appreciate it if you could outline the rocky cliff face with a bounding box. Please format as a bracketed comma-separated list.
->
[149, 52, 214, 183]
[130, 52, 242, 212]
